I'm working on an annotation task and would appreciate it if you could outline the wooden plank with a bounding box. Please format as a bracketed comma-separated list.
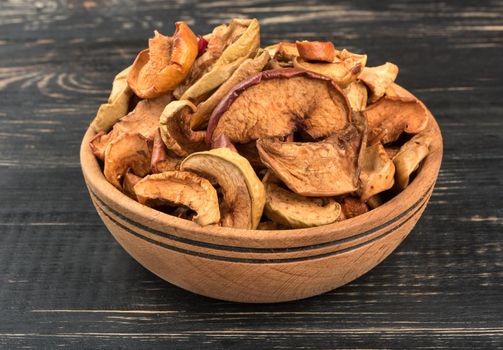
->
[0, 0, 502, 348]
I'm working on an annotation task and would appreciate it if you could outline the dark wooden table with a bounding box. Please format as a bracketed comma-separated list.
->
[1, 0, 502, 348]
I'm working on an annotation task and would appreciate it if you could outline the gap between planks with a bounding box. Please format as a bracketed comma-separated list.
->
[32, 310, 390, 316]
[2, 328, 503, 338]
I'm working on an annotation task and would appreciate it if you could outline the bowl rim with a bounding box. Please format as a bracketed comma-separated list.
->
[80, 85, 443, 248]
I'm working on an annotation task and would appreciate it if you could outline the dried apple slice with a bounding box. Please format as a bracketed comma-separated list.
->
[159, 100, 207, 157]
[359, 143, 395, 201]
[123, 170, 142, 199]
[180, 148, 266, 229]
[150, 129, 168, 173]
[190, 50, 270, 129]
[103, 132, 151, 189]
[178, 18, 260, 101]
[112, 94, 171, 140]
[153, 155, 182, 173]
[90, 94, 171, 160]
[273, 42, 299, 61]
[345, 81, 368, 111]
[359, 62, 399, 102]
[89, 131, 108, 160]
[173, 23, 230, 98]
[212, 134, 238, 152]
[267, 59, 293, 69]
[364, 95, 429, 145]
[296, 41, 336, 62]
[340, 196, 369, 219]
[293, 49, 367, 88]
[393, 132, 432, 189]
[127, 22, 198, 98]
[196, 35, 208, 57]
[213, 19, 260, 68]
[134, 171, 220, 226]
[257, 123, 366, 197]
[150, 129, 182, 173]
[91, 66, 133, 132]
[182, 57, 247, 102]
[263, 43, 279, 58]
[263, 173, 341, 228]
[206, 68, 351, 145]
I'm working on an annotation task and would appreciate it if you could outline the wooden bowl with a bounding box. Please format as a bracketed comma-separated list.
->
[80, 87, 442, 303]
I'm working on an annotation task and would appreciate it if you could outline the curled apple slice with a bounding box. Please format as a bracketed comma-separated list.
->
[150, 129, 182, 173]
[122, 170, 142, 199]
[190, 50, 270, 130]
[134, 171, 220, 226]
[359, 62, 399, 102]
[263, 173, 341, 228]
[296, 41, 336, 62]
[359, 143, 395, 201]
[181, 148, 266, 229]
[345, 81, 368, 112]
[103, 132, 151, 189]
[393, 132, 432, 189]
[159, 100, 207, 157]
[90, 94, 171, 160]
[91, 66, 132, 132]
[257, 123, 366, 197]
[206, 68, 351, 145]
[127, 22, 198, 98]
[364, 95, 429, 145]
[272, 42, 299, 62]
[178, 18, 260, 102]
[293, 49, 367, 88]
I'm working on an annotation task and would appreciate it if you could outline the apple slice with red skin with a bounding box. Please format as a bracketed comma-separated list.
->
[206, 68, 352, 146]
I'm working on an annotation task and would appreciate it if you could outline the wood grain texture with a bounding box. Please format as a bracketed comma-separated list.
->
[0, 0, 502, 348]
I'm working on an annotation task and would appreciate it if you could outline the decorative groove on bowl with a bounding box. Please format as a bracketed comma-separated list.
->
[94, 208, 423, 302]
[90, 185, 433, 264]
[88, 182, 434, 255]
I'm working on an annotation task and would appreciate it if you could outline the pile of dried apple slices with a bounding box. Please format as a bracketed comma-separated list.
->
[89, 18, 433, 230]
